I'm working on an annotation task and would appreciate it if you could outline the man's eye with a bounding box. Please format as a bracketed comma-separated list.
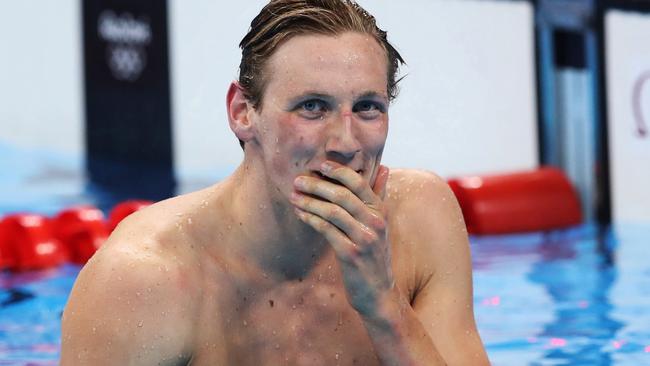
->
[355, 102, 378, 112]
[353, 101, 385, 119]
[298, 100, 328, 119]
[304, 101, 321, 111]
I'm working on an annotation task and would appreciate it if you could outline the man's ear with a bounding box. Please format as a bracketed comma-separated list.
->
[226, 81, 255, 143]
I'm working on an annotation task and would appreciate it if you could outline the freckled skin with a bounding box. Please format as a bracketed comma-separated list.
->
[60, 32, 489, 365]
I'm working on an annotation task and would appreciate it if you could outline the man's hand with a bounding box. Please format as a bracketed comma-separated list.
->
[290, 161, 397, 319]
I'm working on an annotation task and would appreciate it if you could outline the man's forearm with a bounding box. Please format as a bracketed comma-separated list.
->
[361, 286, 446, 366]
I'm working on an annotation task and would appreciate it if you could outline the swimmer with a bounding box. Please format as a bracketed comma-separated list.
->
[61, 1, 490, 365]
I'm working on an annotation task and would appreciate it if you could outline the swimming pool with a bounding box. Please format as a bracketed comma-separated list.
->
[1, 145, 649, 365]
[472, 224, 650, 365]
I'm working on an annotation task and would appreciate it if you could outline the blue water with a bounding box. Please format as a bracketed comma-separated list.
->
[1, 143, 650, 365]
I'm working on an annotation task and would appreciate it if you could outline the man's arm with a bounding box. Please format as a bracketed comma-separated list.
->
[398, 170, 490, 365]
[60, 239, 196, 365]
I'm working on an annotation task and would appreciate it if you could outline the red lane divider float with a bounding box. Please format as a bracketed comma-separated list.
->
[0, 214, 68, 271]
[54, 206, 109, 265]
[0, 200, 152, 272]
[448, 167, 582, 235]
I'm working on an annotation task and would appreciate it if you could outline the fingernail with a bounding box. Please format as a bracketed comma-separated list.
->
[290, 192, 301, 202]
[320, 161, 333, 173]
[294, 177, 305, 188]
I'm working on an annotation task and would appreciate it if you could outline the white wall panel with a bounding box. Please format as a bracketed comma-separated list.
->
[0, 0, 83, 157]
[605, 10, 650, 224]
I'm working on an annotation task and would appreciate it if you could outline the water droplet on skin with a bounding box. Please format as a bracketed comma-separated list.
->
[335, 353, 340, 360]
[243, 320, 248, 327]
[138, 321, 143, 327]
[187, 218, 192, 225]
[275, 344, 280, 349]
[92, 327, 96, 333]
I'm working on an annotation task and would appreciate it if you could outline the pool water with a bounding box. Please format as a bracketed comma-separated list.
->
[473, 225, 650, 365]
[1, 144, 649, 365]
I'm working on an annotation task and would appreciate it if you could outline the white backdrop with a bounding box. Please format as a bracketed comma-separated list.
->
[0, 0, 538, 183]
[605, 10, 650, 224]
[170, 0, 539, 179]
[0, 0, 83, 157]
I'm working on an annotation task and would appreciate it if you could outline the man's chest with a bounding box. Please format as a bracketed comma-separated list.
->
[222, 282, 381, 366]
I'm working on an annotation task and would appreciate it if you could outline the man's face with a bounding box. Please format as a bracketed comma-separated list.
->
[249, 32, 390, 201]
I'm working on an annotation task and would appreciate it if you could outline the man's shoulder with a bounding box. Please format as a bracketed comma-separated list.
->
[385, 168, 454, 210]
[60, 196, 208, 364]
[384, 167, 466, 254]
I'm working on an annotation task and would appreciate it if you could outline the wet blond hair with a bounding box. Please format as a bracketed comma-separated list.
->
[238, 0, 405, 110]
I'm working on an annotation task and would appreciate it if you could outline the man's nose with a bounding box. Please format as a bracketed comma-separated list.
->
[325, 112, 362, 161]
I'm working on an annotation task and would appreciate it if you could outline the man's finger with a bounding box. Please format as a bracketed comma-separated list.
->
[320, 161, 377, 205]
[293, 207, 358, 263]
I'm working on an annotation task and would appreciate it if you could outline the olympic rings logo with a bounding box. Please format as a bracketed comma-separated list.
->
[97, 11, 151, 82]
[632, 70, 650, 139]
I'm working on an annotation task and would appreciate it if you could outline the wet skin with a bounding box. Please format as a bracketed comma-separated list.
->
[60, 32, 490, 365]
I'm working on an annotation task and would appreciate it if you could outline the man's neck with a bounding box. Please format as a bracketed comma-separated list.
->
[221, 159, 334, 282]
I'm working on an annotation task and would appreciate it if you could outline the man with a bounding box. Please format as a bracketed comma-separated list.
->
[61, 0, 490, 364]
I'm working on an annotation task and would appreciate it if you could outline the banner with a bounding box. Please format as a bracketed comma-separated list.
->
[83, 0, 174, 199]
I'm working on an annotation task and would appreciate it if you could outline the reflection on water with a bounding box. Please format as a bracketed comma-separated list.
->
[473, 225, 650, 366]
[527, 230, 622, 366]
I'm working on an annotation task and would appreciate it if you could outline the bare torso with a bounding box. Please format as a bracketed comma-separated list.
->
[186, 230, 417, 366]
[136, 170, 423, 366]
[61, 169, 456, 365]
[168, 178, 416, 366]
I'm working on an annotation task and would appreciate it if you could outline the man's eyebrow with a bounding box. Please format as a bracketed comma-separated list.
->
[355, 91, 389, 102]
[285, 93, 336, 109]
